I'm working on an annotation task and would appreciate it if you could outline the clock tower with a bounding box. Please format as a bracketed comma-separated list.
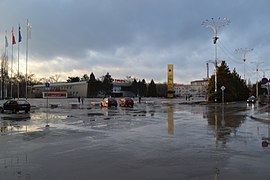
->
[167, 64, 174, 98]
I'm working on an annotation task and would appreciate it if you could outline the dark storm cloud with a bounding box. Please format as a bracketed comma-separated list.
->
[0, 0, 270, 83]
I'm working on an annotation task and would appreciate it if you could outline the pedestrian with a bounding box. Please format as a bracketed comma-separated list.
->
[139, 96, 141, 103]
[78, 96, 81, 103]
[81, 96, 84, 104]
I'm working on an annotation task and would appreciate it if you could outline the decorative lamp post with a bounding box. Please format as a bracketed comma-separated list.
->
[235, 48, 253, 82]
[252, 61, 264, 99]
[202, 17, 230, 102]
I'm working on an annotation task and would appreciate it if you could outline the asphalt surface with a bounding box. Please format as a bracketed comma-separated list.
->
[0, 98, 270, 180]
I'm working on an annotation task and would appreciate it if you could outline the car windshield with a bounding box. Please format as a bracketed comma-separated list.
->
[17, 100, 28, 105]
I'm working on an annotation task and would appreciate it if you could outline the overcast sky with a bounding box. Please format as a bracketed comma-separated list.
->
[0, 0, 269, 84]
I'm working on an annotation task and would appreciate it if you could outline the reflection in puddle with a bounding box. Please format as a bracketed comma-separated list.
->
[206, 104, 245, 143]
[31, 113, 67, 121]
[0, 121, 41, 135]
[1, 114, 30, 121]
[0, 112, 67, 136]
[167, 106, 174, 135]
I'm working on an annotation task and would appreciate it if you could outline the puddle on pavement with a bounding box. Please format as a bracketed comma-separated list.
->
[0, 121, 41, 135]
[1, 99, 270, 179]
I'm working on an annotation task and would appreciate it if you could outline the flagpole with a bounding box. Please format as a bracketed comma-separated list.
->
[11, 38, 13, 98]
[4, 31, 8, 99]
[18, 24, 21, 99]
[11, 28, 14, 98]
[0, 50, 2, 99]
[26, 19, 29, 99]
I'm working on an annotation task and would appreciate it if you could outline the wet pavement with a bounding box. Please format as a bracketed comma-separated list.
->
[0, 98, 270, 180]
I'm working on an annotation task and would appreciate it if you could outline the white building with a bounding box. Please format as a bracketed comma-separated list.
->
[174, 79, 208, 97]
[31, 81, 88, 98]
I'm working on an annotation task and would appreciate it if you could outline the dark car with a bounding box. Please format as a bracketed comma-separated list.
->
[1, 100, 31, 113]
[101, 98, 118, 107]
[247, 96, 256, 103]
[119, 97, 134, 107]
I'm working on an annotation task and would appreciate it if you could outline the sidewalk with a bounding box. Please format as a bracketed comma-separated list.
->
[178, 97, 207, 104]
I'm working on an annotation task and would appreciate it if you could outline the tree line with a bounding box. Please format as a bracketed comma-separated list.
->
[1, 59, 263, 101]
[86, 72, 167, 97]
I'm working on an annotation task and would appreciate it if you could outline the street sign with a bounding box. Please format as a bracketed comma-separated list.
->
[45, 82, 50, 90]
[261, 78, 268, 84]
[45, 82, 50, 88]
[261, 84, 267, 89]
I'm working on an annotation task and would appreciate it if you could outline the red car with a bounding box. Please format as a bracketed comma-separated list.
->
[119, 97, 134, 107]
[101, 98, 118, 107]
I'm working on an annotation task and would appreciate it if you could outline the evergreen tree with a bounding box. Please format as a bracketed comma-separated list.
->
[131, 79, 138, 96]
[156, 83, 168, 97]
[139, 79, 147, 97]
[208, 61, 250, 102]
[231, 69, 249, 101]
[147, 79, 157, 97]
[102, 72, 113, 96]
[87, 72, 100, 97]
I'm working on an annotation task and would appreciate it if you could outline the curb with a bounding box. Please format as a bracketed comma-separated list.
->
[250, 115, 270, 123]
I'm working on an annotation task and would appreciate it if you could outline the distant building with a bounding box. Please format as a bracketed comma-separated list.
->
[111, 79, 135, 97]
[191, 79, 209, 86]
[174, 79, 209, 97]
[30, 78, 208, 98]
[31, 79, 135, 98]
[31, 81, 88, 98]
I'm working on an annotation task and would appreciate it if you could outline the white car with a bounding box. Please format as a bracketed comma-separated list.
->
[247, 96, 256, 103]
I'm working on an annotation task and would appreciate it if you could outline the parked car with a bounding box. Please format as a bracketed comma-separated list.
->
[101, 98, 118, 107]
[247, 96, 256, 103]
[119, 97, 134, 107]
[262, 138, 270, 147]
[1, 99, 31, 113]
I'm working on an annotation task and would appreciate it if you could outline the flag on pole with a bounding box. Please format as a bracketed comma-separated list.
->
[27, 22, 32, 39]
[12, 28, 16, 45]
[5, 33, 8, 47]
[18, 25, 22, 42]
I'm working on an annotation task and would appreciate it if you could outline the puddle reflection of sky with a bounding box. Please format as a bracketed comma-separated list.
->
[0, 112, 68, 135]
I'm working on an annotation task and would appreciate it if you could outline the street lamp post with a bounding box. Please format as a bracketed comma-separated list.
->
[252, 61, 264, 99]
[235, 48, 253, 82]
[202, 17, 230, 102]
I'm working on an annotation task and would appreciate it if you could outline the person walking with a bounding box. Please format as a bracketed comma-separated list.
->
[81, 96, 84, 104]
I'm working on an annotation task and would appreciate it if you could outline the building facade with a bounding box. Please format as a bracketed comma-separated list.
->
[31, 79, 209, 98]
[31, 79, 135, 98]
[174, 79, 209, 98]
[31, 81, 88, 98]
[111, 79, 135, 97]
